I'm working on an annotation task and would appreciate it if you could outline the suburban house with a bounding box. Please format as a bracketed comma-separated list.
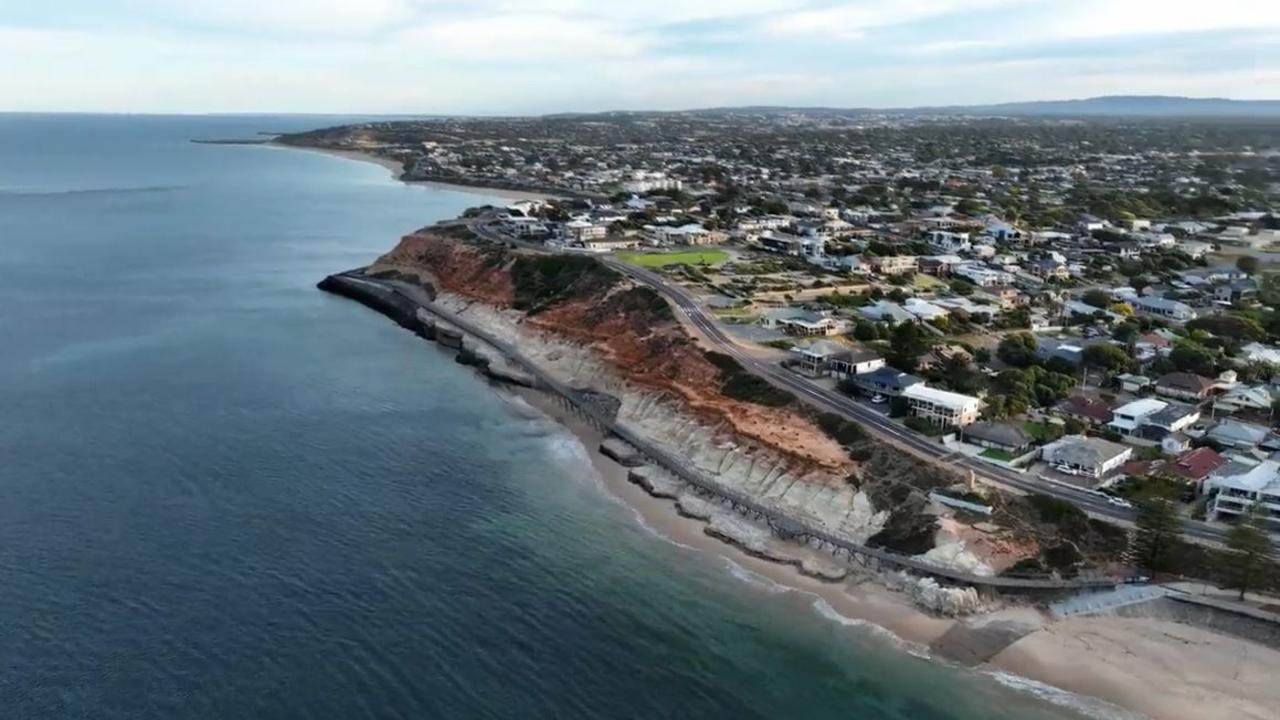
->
[1116, 373, 1153, 393]
[1055, 395, 1114, 426]
[926, 230, 971, 253]
[789, 340, 851, 377]
[868, 255, 918, 275]
[954, 263, 1014, 287]
[1205, 420, 1280, 452]
[1160, 446, 1227, 489]
[1109, 398, 1167, 436]
[900, 385, 982, 427]
[1132, 296, 1196, 322]
[1155, 372, 1216, 402]
[776, 312, 842, 337]
[564, 219, 607, 242]
[1041, 436, 1133, 482]
[1029, 259, 1070, 281]
[858, 300, 916, 324]
[830, 350, 886, 379]
[1214, 385, 1276, 415]
[1205, 459, 1280, 529]
[963, 421, 1034, 455]
[1134, 402, 1201, 441]
[849, 367, 923, 397]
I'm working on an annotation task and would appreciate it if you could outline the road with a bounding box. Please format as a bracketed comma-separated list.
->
[468, 215, 1230, 546]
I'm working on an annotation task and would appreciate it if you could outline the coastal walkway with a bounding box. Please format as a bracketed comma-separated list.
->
[324, 270, 1134, 595]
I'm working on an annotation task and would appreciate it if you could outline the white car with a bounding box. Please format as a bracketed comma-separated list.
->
[1052, 464, 1079, 476]
[870, 394, 886, 404]
[1106, 496, 1134, 509]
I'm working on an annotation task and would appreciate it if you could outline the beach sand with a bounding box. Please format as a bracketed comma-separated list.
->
[274, 143, 560, 202]
[502, 383, 1280, 720]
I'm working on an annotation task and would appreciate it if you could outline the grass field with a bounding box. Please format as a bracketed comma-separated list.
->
[617, 250, 729, 268]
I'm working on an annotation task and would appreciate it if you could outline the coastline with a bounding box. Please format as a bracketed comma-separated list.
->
[270, 143, 562, 203]
[509, 376, 1280, 720]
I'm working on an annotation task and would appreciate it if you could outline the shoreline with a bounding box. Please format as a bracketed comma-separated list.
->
[269, 143, 563, 203]
[507, 376, 1280, 720]
[318, 269, 1280, 720]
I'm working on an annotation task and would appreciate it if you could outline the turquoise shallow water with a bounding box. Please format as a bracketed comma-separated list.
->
[0, 114, 1106, 719]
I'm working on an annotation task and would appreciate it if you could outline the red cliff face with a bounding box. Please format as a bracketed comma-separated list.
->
[374, 231, 851, 471]
[375, 230, 516, 306]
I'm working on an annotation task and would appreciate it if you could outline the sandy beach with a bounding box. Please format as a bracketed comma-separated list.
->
[499, 381, 1280, 720]
[273, 143, 561, 203]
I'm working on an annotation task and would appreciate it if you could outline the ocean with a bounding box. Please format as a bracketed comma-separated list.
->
[0, 114, 1102, 719]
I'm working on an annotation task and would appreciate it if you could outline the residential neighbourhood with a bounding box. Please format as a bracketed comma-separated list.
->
[309, 112, 1280, 536]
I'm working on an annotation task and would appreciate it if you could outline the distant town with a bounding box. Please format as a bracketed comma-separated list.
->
[283, 110, 1280, 536]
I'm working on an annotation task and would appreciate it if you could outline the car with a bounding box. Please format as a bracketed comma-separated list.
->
[1052, 464, 1080, 476]
[870, 394, 886, 404]
[1106, 496, 1133, 509]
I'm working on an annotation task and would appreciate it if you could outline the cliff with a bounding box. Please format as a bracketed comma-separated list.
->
[373, 229, 851, 471]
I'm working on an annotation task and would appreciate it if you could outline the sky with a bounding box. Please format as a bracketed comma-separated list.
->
[2, 0, 1279, 114]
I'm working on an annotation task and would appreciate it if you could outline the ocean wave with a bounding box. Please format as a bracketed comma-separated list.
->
[721, 556, 789, 594]
[986, 670, 1148, 720]
[809, 598, 923, 654]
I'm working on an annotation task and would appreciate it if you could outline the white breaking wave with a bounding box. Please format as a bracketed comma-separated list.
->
[720, 556, 789, 594]
[810, 598, 927, 657]
[986, 671, 1149, 720]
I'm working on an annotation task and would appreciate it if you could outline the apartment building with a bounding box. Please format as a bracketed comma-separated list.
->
[901, 385, 981, 427]
[1206, 460, 1280, 529]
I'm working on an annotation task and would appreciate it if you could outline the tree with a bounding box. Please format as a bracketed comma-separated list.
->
[1130, 496, 1182, 575]
[1236, 255, 1261, 276]
[1063, 416, 1086, 435]
[852, 320, 879, 342]
[1226, 507, 1274, 600]
[1082, 288, 1112, 309]
[1170, 341, 1217, 376]
[1082, 343, 1132, 373]
[888, 322, 929, 372]
[997, 332, 1038, 367]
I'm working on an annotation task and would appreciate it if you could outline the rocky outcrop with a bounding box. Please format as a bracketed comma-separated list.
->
[599, 438, 645, 467]
[628, 466, 683, 499]
[887, 572, 985, 616]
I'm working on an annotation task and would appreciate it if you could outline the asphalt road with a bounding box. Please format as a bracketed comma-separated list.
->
[469, 216, 1231, 546]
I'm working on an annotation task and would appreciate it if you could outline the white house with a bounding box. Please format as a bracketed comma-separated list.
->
[1132, 296, 1196, 322]
[954, 263, 1015, 287]
[1109, 398, 1168, 436]
[926, 230, 972, 254]
[901, 385, 981, 427]
[1206, 460, 1280, 529]
[1041, 436, 1133, 481]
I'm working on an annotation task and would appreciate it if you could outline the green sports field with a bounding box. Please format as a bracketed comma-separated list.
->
[617, 250, 729, 268]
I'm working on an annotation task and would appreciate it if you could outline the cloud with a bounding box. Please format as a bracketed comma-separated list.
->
[391, 13, 653, 62]
[757, 0, 1024, 39]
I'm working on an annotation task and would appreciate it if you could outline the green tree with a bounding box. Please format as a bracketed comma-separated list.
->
[1226, 507, 1274, 600]
[1130, 496, 1182, 575]
[997, 332, 1038, 367]
[1082, 343, 1132, 373]
[888, 322, 929, 372]
[852, 320, 879, 342]
[1082, 288, 1112, 309]
[1236, 255, 1261, 276]
[1170, 341, 1217, 376]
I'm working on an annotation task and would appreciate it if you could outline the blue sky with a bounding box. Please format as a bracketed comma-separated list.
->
[2, 0, 1278, 113]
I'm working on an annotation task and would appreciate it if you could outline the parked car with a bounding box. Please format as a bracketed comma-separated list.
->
[870, 394, 886, 404]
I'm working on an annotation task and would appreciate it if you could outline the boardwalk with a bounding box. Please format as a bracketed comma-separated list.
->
[329, 271, 1133, 594]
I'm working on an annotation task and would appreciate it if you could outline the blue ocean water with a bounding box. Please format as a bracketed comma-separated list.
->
[0, 114, 1101, 719]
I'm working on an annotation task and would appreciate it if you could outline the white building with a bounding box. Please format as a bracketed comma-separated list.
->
[1132, 296, 1196, 322]
[901, 385, 981, 427]
[1109, 398, 1168, 436]
[1206, 460, 1280, 529]
[564, 219, 607, 242]
[954, 263, 1015, 287]
[926, 230, 971, 253]
[1041, 436, 1133, 481]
